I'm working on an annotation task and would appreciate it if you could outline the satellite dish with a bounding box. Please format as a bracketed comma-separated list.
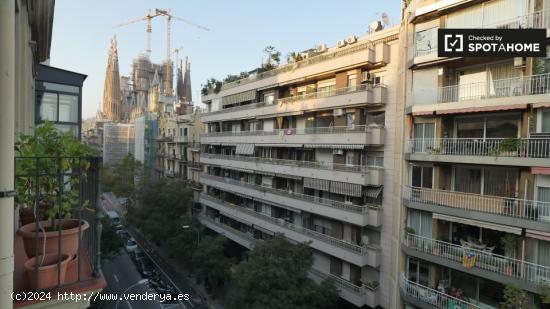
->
[381, 12, 391, 26]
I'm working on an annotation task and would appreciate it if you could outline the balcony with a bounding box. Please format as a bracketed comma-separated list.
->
[400, 274, 480, 309]
[403, 186, 550, 231]
[309, 268, 379, 308]
[200, 194, 380, 267]
[201, 84, 387, 123]
[188, 180, 202, 191]
[200, 174, 381, 227]
[406, 137, 550, 167]
[412, 73, 550, 114]
[13, 157, 106, 308]
[198, 214, 378, 308]
[200, 153, 383, 186]
[189, 162, 202, 170]
[402, 233, 550, 292]
[187, 142, 201, 150]
[201, 125, 385, 146]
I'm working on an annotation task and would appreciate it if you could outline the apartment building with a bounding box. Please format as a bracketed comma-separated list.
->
[400, 0, 550, 308]
[199, 27, 399, 308]
[156, 104, 203, 195]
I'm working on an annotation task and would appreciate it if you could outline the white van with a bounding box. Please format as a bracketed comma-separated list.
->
[106, 210, 121, 224]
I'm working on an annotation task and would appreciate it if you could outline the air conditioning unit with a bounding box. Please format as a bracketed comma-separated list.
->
[346, 35, 357, 44]
[337, 40, 347, 48]
[333, 108, 344, 116]
[514, 57, 526, 68]
[333, 149, 344, 155]
[316, 44, 328, 53]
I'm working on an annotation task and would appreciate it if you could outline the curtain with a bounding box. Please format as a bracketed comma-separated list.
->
[538, 240, 550, 267]
[454, 167, 482, 194]
[408, 210, 432, 238]
[483, 167, 517, 197]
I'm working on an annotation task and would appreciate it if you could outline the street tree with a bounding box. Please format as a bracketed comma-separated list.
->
[192, 235, 235, 294]
[100, 216, 124, 261]
[101, 153, 142, 203]
[227, 235, 338, 309]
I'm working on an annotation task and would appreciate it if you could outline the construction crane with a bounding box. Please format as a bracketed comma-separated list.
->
[114, 9, 162, 56]
[155, 9, 209, 95]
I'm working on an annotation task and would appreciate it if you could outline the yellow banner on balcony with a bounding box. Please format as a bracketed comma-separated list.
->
[462, 250, 477, 269]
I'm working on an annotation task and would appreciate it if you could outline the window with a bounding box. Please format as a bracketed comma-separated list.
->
[413, 123, 435, 152]
[347, 74, 357, 89]
[366, 112, 385, 126]
[346, 113, 355, 128]
[407, 209, 432, 238]
[36, 89, 79, 136]
[345, 152, 354, 166]
[264, 93, 275, 105]
[414, 27, 438, 57]
[330, 257, 343, 277]
[540, 109, 550, 132]
[455, 114, 519, 138]
[38, 92, 57, 121]
[366, 152, 384, 167]
[411, 165, 433, 189]
[454, 166, 517, 197]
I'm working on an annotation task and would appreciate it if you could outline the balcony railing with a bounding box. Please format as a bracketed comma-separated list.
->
[202, 125, 376, 137]
[309, 267, 376, 295]
[404, 186, 550, 223]
[200, 174, 378, 213]
[403, 233, 550, 285]
[201, 153, 371, 173]
[198, 214, 256, 243]
[204, 84, 379, 116]
[200, 193, 369, 254]
[14, 157, 102, 294]
[438, 73, 550, 103]
[188, 142, 201, 149]
[407, 138, 550, 158]
[400, 274, 480, 309]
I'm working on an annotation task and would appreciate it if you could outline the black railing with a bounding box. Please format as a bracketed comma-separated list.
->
[14, 156, 102, 292]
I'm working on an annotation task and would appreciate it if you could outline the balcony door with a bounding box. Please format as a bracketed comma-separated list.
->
[410, 165, 433, 189]
[413, 122, 435, 152]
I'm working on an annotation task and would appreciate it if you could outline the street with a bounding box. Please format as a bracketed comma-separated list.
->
[100, 193, 209, 309]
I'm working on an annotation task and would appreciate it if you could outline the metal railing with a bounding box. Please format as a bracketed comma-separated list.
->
[187, 142, 201, 149]
[14, 157, 102, 292]
[198, 214, 256, 243]
[403, 233, 550, 285]
[309, 267, 376, 295]
[200, 193, 369, 254]
[404, 186, 550, 223]
[407, 137, 550, 158]
[200, 153, 373, 173]
[202, 124, 378, 137]
[482, 8, 550, 30]
[189, 162, 202, 169]
[400, 274, 480, 309]
[200, 173, 379, 213]
[438, 73, 550, 103]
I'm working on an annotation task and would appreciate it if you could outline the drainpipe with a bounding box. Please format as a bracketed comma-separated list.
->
[0, 0, 15, 308]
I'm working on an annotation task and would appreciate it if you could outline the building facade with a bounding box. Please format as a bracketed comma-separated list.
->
[199, 27, 400, 308]
[399, 0, 550, 308]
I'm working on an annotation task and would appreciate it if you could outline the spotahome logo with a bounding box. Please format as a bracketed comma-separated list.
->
[438, 29, 546, 57]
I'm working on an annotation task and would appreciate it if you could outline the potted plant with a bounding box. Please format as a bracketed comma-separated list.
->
[501, 284, 528, 309]
[404, 226, 416, 246]
[24, 253, 70, 290]
[500, 234, 518, 276]
[15, 122, 96, 258]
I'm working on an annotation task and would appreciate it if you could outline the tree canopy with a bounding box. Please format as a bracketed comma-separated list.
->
[227, 235, 338, 309]
[192, 235, 235, 294]
[101, 153, 142, 201]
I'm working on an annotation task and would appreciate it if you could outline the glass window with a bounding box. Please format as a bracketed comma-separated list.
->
[484, 167, 517, 197]
[330, 257, 343, 276]
[486, 114, 518, 138]
[411, 165, 433, 189]
[366, 112, 385, 126]
[347, 74, 357, 89]
[414, 27, 438, 57]
[346, 113, 355, 128]
[58, 94, 78, 122]
[478, 277, 504, 307]
[456, 116, 484, 138]
[41, 82, 80, 94]
[454, 166, 482, 194]
[541, 110, 550, 132]
[38, 92, 57, 121]
[264, 94, 274, 105]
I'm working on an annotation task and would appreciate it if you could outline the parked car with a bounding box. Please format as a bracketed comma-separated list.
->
[106, 210, 121, 224]
[125, 238, 138, 252]
[132, 247, 146, 262]
[138, 258, 155, 277]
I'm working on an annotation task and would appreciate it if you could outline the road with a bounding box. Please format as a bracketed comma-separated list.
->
[101, 192, 209, 309]
[102, 250, 166, 309]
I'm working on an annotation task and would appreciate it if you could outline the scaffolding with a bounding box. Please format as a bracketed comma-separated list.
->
[102, 122, 135, 165]
[134, 113, 157, 177]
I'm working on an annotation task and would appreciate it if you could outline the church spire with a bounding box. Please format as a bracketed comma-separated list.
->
[182, 56, 192, 103]
[102, 35, 122, 121]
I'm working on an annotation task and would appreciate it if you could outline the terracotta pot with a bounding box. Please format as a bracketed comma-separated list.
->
[17, 219, 89, 258]
[66, 254, 78, 277]
[24, 253, 70, 290]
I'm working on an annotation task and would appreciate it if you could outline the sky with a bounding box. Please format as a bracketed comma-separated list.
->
[50, 0, 401, 119]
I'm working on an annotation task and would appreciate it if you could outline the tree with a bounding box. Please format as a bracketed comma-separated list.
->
[100, 216, 124, 261]
[501, 284, 529, 308]
[227, 235, 338, 309]
[101, 153, 141, 203]
[192, 235, 235, 294]
[166, 215, 203, 265]
[129, 178, 193, 243]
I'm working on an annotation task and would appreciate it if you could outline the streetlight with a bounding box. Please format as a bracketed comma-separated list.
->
[182, 225, 200, 246]
[115, 278, 148, 309]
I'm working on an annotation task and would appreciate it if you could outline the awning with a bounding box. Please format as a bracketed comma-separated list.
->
[330, 181, 362, 197]
[412, 110, 435, 116]
[254, 171, 275, 176]
[304, 177, 330, 191]
[365, 186, 383, 198]
[276, 173, 302, 180]
[532, 167, 550, 175]
[303, 144, 364, 149]
[236, 144, 255, 155]
[526, 229, 550, 242]
[436, 104, 527, 115]
[532, 102, 550, 109]
[256, 111, 304, 119]
[433, 213, 522, 235]
[257, 143, 304, 148]
[222, 90, 256, 106]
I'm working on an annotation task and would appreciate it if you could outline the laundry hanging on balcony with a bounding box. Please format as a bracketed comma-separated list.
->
[235, 144, 255, 155]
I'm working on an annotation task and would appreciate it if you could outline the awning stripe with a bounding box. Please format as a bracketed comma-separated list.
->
[330, 181, 362, 197]
[256, 143, 304, 148]
[436, 104, 527, 115]
[222, 90, 256, 106]
[365, 186, 383, 198]
[303, 144, 364, 149]
[526, 229, 550, 242]
[236, 144, 255, 155]
[433, 213, 522, 235]
[304, 177, 330, 191]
